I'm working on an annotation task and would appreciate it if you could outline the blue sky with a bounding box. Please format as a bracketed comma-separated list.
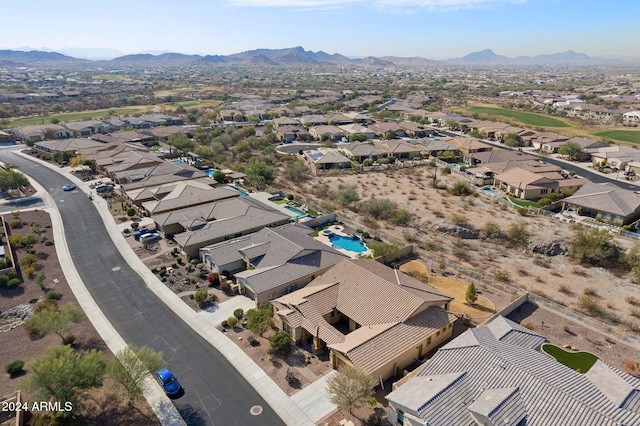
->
[2, 0, 638, 59]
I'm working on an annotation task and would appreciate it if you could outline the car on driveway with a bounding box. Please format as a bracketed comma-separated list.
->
[95, 183, 115, 193]
[155, 368, 181, 396]
[62, 184, 76, 191]
[133, 227, 157, 240]
[139, 232, 161, 244]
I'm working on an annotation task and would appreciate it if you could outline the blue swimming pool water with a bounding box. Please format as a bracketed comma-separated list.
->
[482, 187, 501, 196]
[329, 234, 367, 253]
[284, 205, 307, 217]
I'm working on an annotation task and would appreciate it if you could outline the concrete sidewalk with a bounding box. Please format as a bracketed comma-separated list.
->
[17, 150, 336, 426]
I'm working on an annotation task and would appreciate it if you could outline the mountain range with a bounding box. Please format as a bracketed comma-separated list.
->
[0, 46, 638, 68]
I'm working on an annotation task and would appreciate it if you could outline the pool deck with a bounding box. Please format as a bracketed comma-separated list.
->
[314, 225, 374, 259]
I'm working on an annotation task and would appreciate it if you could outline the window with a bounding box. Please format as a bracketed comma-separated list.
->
[540, 189, 548, 194]
[397, 410, 405, 425]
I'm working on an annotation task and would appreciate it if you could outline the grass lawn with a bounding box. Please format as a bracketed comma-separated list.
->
[368, 243, 401, 258]
[508, 197, 541, 208]
[8, 107, 147, 126]
[542, 343, 599, 373]
[594, 130, 640, 144]
[467, 106, 570, 128]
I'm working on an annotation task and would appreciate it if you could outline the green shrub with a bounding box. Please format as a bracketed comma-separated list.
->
[227, 316, 238, 328]
[19, 254, 38, 268]
[233, 309, 244, 320]
[0, 274, 9, 287]
[62, 335, 76, 346]
[248, 335, 259, 346]
[449, 181, 472, 196]
[44, 240, 54, 246]
[5, 360, 24, 376]
[220, 280, 230, 293]
[46, 291, 63, 301]
[270, 331, 293, 354]
[130, 222, 139, 230]
[538, 198, 552, 207]
[6, 278, 21, 288]
[126, 208, 136, 217]
[194, 287, 208, 307]
[221, 320, 228, 328]
[517, 207, 528, 216]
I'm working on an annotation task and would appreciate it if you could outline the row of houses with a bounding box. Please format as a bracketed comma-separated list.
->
[10, 114, 183, 142]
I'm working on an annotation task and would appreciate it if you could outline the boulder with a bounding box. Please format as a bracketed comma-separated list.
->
[435, 224, 479, 239]
[530, 239, 567, 256]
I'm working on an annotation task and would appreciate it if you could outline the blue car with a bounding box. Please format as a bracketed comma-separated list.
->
[155, 368, 181, 396]
[62, 184, 76, 191]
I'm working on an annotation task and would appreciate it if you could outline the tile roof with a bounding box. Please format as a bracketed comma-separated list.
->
[387, 316, 640, 426]
[563, 182, 640, 217]
[142, 184, 239, 214]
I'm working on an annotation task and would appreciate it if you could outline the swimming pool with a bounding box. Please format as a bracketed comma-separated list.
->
[329, 234, 367, 253]
[284, 205, 307, 217]
[482, 187, 502, 196]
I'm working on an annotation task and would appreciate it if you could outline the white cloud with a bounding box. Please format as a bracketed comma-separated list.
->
[229, 0, 526, 12]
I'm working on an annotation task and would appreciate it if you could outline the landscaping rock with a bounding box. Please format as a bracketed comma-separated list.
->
[435, 224, 479, 239]
[530, 240, 568, 257]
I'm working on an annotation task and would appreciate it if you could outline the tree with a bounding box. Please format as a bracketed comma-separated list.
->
[21, 345, 106, 419]
[558, 141, 582, 161]
[246, 305, 274, 336]
[168, 133, 195, 153]
[326, 365, 375, 415]
[449, 180, 472, 196]
[507, 222, 529, 247]
[284, 159, 309, 182]
[466, 283, 478, 304]
[24, 302, 84, 344]
[503, 133, 522, 147]
[269, 331, 292, 355]
[0, 168, 29, 194]
[359, 198, 397, 220]
[245, 159, 274, 188]
[106, 345, 163, 407]
[569, 228, 616, 267]
[194, 287, 208, 307]
[334, 185, 360, 208]
[212, 169, 226, 184]
[69, 155, 89, 169]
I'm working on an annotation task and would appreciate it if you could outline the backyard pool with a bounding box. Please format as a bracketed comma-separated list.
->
[482, 187, 502, 197]
[284, 205, 307, 217]
[329, 234, 367, 253]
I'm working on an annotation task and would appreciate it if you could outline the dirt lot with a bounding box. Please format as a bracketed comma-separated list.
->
[0, 209, 158, 425]
[281, 164, 640, 334]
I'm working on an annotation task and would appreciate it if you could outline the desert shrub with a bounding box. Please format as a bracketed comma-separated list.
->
[442, 166, 451, 174]
[494, 270, 511, 283]
[517, 207, 528, 216]
[233, 309, 244, 320]
[449, 181, 472, 196]
[538, 198, 552, 207]
[558, 284, 573, 296]
[479, 221, 503, 240]
[5, 360, 24, 375]
[227, 316, 238, 328]
[23, 265, 36, 277]
[451, 214, 469, 227]
[130, 222, 139, 230]
[62, 335, 76, 345]
[453, 243, 470, 260]
[126, 207, 136, 217]
[46, 291, 63, 301]
[626, 296, 640, 306]
[44, 240, 54, 246]
[19, 254, 38, 268]
[578, 295, 602, 316]
[220, 280, 230, 293]
[507, 223, 529, 246]
[270, 332, 292, 355]
[285, 371, 297, 384]
[583, 287, 598, 297]
[389, 208, 412, 226]
[207, 272, 220, 286]
[35, 271, 46, 286]
[193, 287, 208, 307]
[221, 320, 228, 328]
[624, 360, 640, 377]
[247, 335, 259, 346]
[569, 228, 616, 267]
[9, 219, 22, 229]
[6, 278, 21, 288]
[0, 274, 10, 287]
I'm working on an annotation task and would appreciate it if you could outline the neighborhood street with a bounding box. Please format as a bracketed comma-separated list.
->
[0, 148, 284, 426]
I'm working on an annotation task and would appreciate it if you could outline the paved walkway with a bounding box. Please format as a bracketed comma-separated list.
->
[15, 150, 337, 426]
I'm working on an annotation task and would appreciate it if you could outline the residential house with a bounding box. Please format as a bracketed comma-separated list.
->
[124, 177, 218, 208]
[524, 131, 569, 150]
[0, 130, 13, 143]
[276, 125, 310, 143]
[141, 183, 239, 216]
[398, 121, 429, 138]
[473, 121, 511, 140]
[337, 123, 375, 140]
[119, 116, 152, 129]
[339, 142, 382, 163]
[172, 198, 291, 258]
[138, 114, 183, 126]
[219, 110, 247, 123]
[377, 140, 423, 160]
[542, 137, 607, 160]
[90, 147, 162, 176]
[308, 125, 345, 141]
[369, 122, 405, 140]
[324, 113, 353, 125]
[64, 120, 109, 137]
[387, 316, 640, 426]
[109, 130, 157, 145]
[116, 161, 208, 191]
[623, 111, 640, 125]
[299, 115, 328, 127]
[589, 145, 640, 170]
[465, 150, 537, 166]
[201, 223, 347, 303]
[11, 124, 70, 142]
[494, 167, 586, 200]
[302, 149, 352, 172]
[273, 117, 300, 128]
[33, 138, 105, 154]
[562, 182, 640, 225]
[448, 137, 493, 154]
[411, 139, 460, 158]
[272, 259, 456, 381]
[150, 126, 191, 139]
[343, 111, 373, 124]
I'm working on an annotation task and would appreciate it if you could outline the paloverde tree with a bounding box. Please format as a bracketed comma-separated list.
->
[21, 345, 106, 420]
[503, 133, 522, 147]
[326, 365, 375, 415]
[24, 302, 84, 344]
[334, 184, 360, 207]
[558, 141, 583, 161]
[107, 345, 164, 407]
[466, 283, 478, 304]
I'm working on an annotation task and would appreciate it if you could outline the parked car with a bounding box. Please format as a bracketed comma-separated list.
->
[62, 184, 76, 191]
[133, 227, 157, 240]
[95, 183, 115, 193]
[155, 368, 181, 396]
[139, 233, 161, 244]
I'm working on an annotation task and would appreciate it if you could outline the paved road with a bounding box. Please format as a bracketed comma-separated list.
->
[0, 150, 284, 426]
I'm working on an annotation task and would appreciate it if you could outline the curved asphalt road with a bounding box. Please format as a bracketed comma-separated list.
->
[0, 150, 284, 426]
